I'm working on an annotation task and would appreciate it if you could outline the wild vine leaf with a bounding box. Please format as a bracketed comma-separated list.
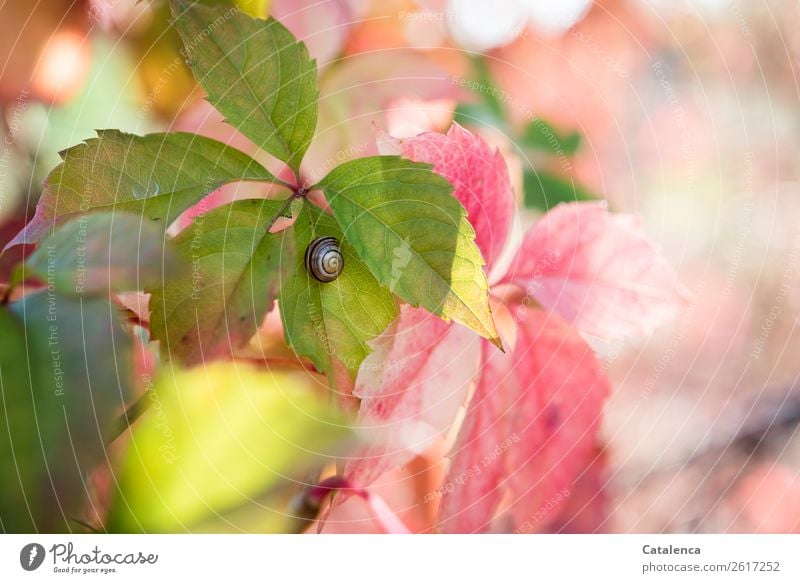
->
[315, 156, 501, 348]
[3, 292, 132, 532]
[279, 202, 397, 401]
[106, 362, 349, 533]
[7, 130, 279, 248]
[543, 445, 610, 533]
[437, 308, 609, 533]
[25, 212, 183, 295]
[377, 122, 515, 267]
[433, 339, 510, 534]
[503, 201, 691, 340]
[149, 199, 293, 365]
[344, 305, 480, 490]
[502, 310, 609, 533]
[172, 0, 318, 172]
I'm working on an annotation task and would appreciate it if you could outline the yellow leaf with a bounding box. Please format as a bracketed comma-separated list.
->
[108, 362, 348, 533]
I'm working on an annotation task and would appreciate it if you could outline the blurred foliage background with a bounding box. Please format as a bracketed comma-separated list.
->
[2, 0, 800, 533]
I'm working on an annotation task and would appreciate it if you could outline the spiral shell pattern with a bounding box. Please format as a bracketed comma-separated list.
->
[305, 236, 343, 283]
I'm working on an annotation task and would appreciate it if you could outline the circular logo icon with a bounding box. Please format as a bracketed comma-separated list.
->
[19, 543, 46, 571]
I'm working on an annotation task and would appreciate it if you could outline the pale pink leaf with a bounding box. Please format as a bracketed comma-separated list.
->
[437, 308, 610, 533]
[436, 339, 515, 533]
[360, 490, 412, 534]
[385, 97, 455, 138]
[344, 305, 480, 489]
[731, 463, 800, 533]
[504, 201, 690, 340]
[376, 122, 515, 267]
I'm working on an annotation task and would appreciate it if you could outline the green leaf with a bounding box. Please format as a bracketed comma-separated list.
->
[0, 307, 43, 532]
[2, 292, 132, 531]
[453, 102, 504, 132]
[9, 291, 133, 453]
[522, 119, 582, 156]
[279, 202, 398, 384]
[282, 196, 305, 219]
[470, 54, 504, 119]
[522, 168, 597, 211]
[25, 212, 184, 296]
[149, 199, 293, 365]
[452, 56, 507, 132]
[8, 130, 280, 248]
[315, 156, 501, 348]
[172, 1, 318, 172]
[106, 362, 349, 533]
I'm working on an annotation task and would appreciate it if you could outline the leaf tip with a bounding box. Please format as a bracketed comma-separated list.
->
[489, 335, 505, 352]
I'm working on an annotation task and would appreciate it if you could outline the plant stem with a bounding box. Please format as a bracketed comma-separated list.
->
[106, 392, 152, 445]
[292, 167, 304, 190]
[1, 263, 25, 304]
[273, 176, 296, 191]
[287, 476, 411, 534]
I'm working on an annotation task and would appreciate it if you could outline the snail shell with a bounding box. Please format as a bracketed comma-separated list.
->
[305, 236, 344, 283]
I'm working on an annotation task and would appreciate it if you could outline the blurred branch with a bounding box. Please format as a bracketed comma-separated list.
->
[636, 382, 800, 486]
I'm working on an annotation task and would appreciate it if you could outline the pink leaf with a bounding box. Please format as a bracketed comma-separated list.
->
[437, 308, 610, 533]
[376, 122, 515, 267]
[435, 339, 514, 533]
[344, 305, 480, 489]
[504, 201, 690, 340]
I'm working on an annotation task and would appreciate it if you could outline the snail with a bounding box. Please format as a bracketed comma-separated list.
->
[305, 236, 344, 283]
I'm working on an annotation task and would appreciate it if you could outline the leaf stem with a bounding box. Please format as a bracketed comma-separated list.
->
[69, 517, 103, 533]
[106, 391, 152, 445]
[0, 285, 12, 305]
[1, 263, 25, 304]
[287, 475, 411, 534]
[292, 167, 304, 190]
[274, 176, 296, 191]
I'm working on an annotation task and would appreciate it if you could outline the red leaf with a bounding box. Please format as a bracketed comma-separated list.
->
[504, 201, 690, 340]
[344, 305, 480, 489]
[376, 122, 515, 267]
[437, 308, 610, 533]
